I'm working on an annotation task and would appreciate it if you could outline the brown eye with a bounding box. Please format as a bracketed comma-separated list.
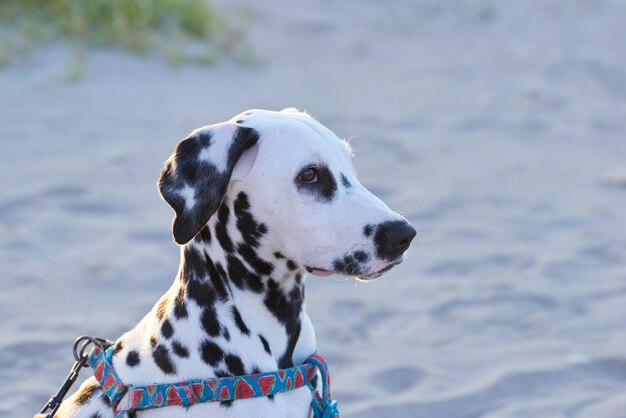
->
[298, 167, 318, 183]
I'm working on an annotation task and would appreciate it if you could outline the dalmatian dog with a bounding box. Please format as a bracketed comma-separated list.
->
[52, 108, 416, 418]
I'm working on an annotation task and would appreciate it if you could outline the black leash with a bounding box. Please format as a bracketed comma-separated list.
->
[36, 336, 109, 418]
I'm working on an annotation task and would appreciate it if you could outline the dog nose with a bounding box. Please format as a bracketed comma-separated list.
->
[374, 221, 417, 261]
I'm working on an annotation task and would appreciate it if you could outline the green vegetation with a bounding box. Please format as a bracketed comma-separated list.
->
[0, 0, 251, 75]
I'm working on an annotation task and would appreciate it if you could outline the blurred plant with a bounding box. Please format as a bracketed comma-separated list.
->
[0, 0, 252, 77]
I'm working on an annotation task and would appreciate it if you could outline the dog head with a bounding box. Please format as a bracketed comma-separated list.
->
[159, 108, 415, 280]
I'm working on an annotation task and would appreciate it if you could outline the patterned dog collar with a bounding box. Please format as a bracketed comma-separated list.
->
[87, 341, 339, 418]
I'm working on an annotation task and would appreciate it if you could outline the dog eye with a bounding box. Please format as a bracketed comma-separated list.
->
[298, 167, 318, 183]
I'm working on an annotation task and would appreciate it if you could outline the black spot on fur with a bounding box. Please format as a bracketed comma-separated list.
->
[279, 321, 301, 369]
[354, 250, 369, 263]
[363, 224, 374, 237]
[153, 344, 176, 375]
[264, 280, 303, 368]
[259, 335, 272, 355]
[113, 340, 123, 355]
[90, 414, 102, 418]
[295, 273, 303, 285]
[237, 243, 274, 276]
[215, 202, 234, 253]
[187, 277, 216, 307]
[76, 384, 100, 405]
[182, 247, 206, 281]
[295, 163, 338, 202]
[286, 259, 297, 271]
[226, 255, 246, 290]
[174, 286, 188, 319]
[225, 354, 245, 376]
[234, 192, 268, 248]
[201, 306, 222, 337]
[172, 340, 189, 358]
[274, 252, 285, 259]
[332, 250, 370, 275]
[161, 319, 174, 339]
[207, 257, 230, 301]
[264, 280, 303, 326]
[156, 297, 168, 321]
[231, 306, 250, 335]
[197, 224, 212, 244]
[223, 327, 231, 341]
[227, 254, 264, 293]
[126, 350, 140, 367]
[340, 173, 352, 188]
[332, 258, 350, 274]
[201, 340, 224, 366]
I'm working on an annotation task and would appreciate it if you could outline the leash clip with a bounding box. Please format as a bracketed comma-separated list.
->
[36, 336, 110, 418]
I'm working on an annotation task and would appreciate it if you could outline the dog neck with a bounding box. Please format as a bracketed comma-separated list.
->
[177, 219, 311, 370]
[113, 192, 315, 382]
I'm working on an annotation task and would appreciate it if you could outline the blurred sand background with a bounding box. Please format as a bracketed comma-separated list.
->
[2, 0, 626, 417]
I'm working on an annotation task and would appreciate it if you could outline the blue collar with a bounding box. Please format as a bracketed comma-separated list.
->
[87, 340, 339, 418]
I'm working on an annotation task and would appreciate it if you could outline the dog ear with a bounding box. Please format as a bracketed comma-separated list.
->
[158, 123, 259, 245]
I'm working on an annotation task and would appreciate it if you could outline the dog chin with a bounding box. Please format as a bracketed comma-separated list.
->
[355, 258, 404, 281]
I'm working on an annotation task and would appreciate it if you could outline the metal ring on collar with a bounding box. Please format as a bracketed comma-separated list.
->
[72, 336, 110, 363]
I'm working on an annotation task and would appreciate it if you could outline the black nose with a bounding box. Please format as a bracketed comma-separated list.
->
[374, 221, 417, 261]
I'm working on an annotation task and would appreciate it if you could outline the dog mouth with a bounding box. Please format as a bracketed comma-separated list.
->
[355, 260, 402, 281]
[306, 258, 403, 280]
[308, 268, 334, 277]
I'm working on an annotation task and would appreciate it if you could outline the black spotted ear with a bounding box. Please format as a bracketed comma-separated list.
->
[158, 123, 259, 245]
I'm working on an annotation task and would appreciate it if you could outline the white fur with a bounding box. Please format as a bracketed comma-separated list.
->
[231, 109, 408, 277]
[177, 184, 196, 210]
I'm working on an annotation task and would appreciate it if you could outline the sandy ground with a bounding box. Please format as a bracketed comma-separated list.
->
[2, 1, 626, 417]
